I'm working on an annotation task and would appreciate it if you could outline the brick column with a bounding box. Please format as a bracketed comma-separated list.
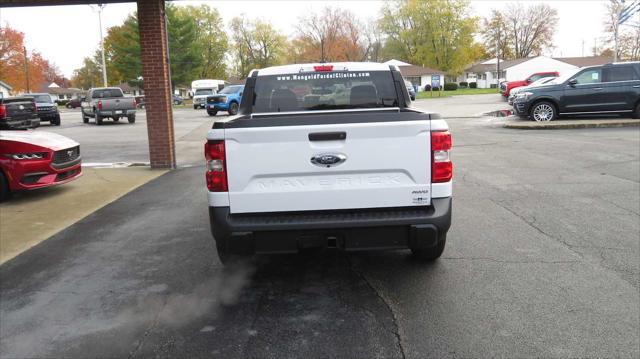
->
[137, 0, 176, 169]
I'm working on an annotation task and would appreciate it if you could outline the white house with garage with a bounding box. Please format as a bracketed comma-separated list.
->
[0, 80, 12, 97]
[461, 56, 613, 88]
[384, 59, 446, 91]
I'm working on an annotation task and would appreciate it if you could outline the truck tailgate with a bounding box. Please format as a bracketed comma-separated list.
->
[225, 118, 432, 214]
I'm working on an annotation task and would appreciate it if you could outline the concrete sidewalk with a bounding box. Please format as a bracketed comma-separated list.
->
[0, 167, 166, 264]
[504, 118, 640, 129]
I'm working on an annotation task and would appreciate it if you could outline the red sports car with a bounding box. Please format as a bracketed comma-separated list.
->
[0, 131, 82, 201]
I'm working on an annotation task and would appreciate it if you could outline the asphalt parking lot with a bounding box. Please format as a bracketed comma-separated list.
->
[1, 97, 638, 358]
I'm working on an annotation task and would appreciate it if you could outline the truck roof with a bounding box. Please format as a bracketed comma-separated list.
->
[252, 62, 397, 77]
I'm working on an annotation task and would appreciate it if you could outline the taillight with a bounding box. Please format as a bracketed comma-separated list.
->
[431, 130, 452, 183]
[314, 65, 333, 72]
[97, 100, 103, 110]
[0, 104, 6, 119]
[205, 140, 228, 192]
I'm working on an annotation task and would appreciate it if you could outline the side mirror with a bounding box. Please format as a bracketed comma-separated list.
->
[239, 92, 243, 97]
[525, 78, 532, 84]
[568, 79, 578, 86]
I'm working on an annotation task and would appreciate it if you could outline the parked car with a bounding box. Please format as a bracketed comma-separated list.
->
[0, 130, 82, 201]
[81, 87, 137, 125]
[66, 97, 83, 109]
[508, 77, 557, 105]
[206, 85, 244, 116]
[0, 93, 39, 130]
[173, 94, 183, 105]
[25, 93, 61, 126]
[135, 95, 146, 109]
[404, 80, 416, 101]
[501, 71, 560, 97]
[205, 62, 451, 264]
[512, 62, 640, 121]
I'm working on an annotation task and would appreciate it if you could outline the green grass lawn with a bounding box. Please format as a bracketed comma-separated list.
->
[416, 88, 499, 99]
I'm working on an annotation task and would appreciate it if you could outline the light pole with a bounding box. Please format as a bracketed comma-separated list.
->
[91, 4, 108, 87]
[23, 46, 30, 93]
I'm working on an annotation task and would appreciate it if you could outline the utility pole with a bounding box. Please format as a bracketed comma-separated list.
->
[23, 46, 30, 93]
[92, 3, 108, 87]
[496, 23, 500, 92]
[614, 0, 623, 62]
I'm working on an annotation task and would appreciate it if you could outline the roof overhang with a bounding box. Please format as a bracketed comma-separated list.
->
[0, 0, 133, 7]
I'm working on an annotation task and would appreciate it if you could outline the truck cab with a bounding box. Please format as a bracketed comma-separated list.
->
[205, 62, 452, 264]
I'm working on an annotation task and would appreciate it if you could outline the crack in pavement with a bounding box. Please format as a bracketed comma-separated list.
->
[346, 256, 406, 359]
[441, 257, 580, 264]
[489, 198, 584, 258]
[489, 198, 639, 289]
[127, 295, 168, 359]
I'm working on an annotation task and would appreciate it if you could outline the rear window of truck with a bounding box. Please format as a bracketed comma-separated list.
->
[252, 71, 399, 113]
[92, 89, 124, 98]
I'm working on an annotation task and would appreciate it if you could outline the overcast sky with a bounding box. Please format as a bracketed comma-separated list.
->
[0, 0, 612, 77]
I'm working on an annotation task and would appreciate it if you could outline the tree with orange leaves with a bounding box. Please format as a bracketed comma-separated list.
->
[0, 25, 62, 93]
[292, 7, 377, 63]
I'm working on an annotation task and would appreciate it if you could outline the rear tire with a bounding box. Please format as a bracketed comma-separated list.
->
[128, 114, 136, 123]
[193, 105, 198, 110]
[96, 113, 103, 125]
[411, 234, 446, 261]
[81, 111, 89, 123]
[113, 116, 120, 122]
[207, 110, 218, 116]
[0, 171, 9, 202]
[228, 102, 239, 115]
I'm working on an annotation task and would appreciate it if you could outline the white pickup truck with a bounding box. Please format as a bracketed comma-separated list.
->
[205, 62, 452, 264]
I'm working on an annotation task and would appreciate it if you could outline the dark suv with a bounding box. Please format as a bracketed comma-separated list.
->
[512, 62, 640, 121]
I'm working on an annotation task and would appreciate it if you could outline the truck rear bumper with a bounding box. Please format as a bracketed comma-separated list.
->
[209, 197, 452, 254]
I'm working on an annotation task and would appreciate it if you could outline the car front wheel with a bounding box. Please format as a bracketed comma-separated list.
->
[128, 114, 136, 123]
[530, 101, 557, 122]
[52, 115, 61, 126]
[228, 102, 239, 115]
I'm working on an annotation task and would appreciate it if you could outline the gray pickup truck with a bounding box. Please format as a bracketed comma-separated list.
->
[81, 87, 137, 125]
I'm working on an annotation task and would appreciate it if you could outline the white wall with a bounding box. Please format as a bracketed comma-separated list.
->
[0, 86, 10, 97]
[506, 56, 577, 81]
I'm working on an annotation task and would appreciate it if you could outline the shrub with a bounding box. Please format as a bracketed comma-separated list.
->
[56, 99, 69, 106]
[424, 84, 431, 91]
[444, 82, 458, 91]
[459, 81, 468, 88]
[469, 82, 477, 89]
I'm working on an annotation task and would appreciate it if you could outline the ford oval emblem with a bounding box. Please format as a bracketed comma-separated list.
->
[18, 105, 24, 110]
[310, 153, 347, 168]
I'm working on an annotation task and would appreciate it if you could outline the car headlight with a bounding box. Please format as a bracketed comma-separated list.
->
[515, 92, 534, 101]
[5, 152, 47, 160]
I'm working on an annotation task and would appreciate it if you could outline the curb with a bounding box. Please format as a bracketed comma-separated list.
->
[503, 119, 640, 130]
